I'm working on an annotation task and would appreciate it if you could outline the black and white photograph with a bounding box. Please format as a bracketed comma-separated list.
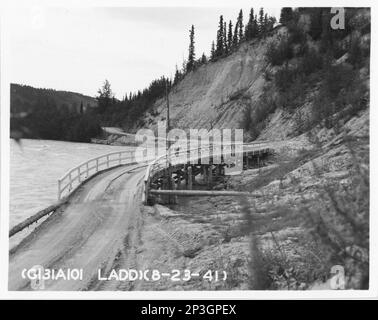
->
[0, 1, 374, 297]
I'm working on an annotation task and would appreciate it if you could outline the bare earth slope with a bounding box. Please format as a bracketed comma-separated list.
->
[139, 31, 285, 132]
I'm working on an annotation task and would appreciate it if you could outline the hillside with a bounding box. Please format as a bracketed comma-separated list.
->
[135, 8, 369, 145]
[10, 84, 101, 142]
[139, 37, 270, 131]
[11, 84, 97, 114]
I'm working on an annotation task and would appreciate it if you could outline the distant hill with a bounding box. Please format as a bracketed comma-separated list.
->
[11, 83, 97, 114]
[10, 84, 101, 142]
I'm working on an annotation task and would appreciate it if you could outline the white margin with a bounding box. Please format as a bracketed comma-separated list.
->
[0, 0, 377, 300]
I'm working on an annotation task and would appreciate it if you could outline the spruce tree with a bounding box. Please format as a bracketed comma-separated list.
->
[279, 7, 293, 25]
[267, 16, 277, 32]
[227, 20, 233, 51]
[237, 9, 244, 42]
[223, 21, 228, 54]
[258, 8, 265, 36]
[245, 8, 254, 40]
[216, 15, 224, 57]
[201, 53, 207, 64]
[186, 25, 196, 72]
[232, 21, 239, 47]
[173, 65, 181, 85]
[252, 15, 259, 38]
[210, 41, 216, 60]
[264, 13, 269, 35]
[96, 80, 114, 114]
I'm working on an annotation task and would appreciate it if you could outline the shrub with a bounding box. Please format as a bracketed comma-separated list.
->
[266, 37, 293, 66]
[302, 144, 369, 289]
[299, 48, 323, 75]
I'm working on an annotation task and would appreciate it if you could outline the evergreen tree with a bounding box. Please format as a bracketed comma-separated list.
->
[227, 20, 233, 51]
[216, 15, 225, 57]
[279, 7, 294, 25]
[186, 25, 196, 72]
[252, 14, 259, 38]
[182, 56, 187, 74]
[96, 79, 113, 114]
[245, 8, 254, 40]
[173, 65, 181, 85]
[232, 20, 239, 47]
[210, 41, 216, 60]
[223, 21, 228, 54]
[264, 13, 269, 34]
[237, 9, 244, 42]
[267, 16, 277, 32]
[200, 53, 207, 64]
[258, 8, 265, 35]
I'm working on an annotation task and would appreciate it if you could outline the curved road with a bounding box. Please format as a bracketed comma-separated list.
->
[9, 164, 146, 291]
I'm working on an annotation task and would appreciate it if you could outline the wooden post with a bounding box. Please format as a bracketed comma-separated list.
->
[96, 158, 99, 172]
[78, 167, 81, 183]
[188, 166, 193, 190]
[69, 172, 73, 191]
[202, 165, 208, 184]
[184, 165, 188, 187]
[58, 179, 61, 200]
[192, 165, 196, 185]
[86, 162, 89, 178]
[161, 175, 167, 204]
[144, 179, 150, 205]
[177, 173, 182, 190]
[208, 164, 213, 186]
[171, 176, 178, 204]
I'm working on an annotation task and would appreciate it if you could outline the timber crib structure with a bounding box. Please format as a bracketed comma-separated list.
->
[142, 142, 274, 205]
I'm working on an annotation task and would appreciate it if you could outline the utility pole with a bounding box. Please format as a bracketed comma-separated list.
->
[165, 79, 172, 203]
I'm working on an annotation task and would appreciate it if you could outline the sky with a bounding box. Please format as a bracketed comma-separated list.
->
[8, 6, 280, 99]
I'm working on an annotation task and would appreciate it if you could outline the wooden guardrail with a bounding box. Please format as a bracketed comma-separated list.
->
[9, 202, 65, 237]
[57, 150, 137, 200]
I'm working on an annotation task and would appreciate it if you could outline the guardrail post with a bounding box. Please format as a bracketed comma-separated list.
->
[107, 155, 110, 168]
[144, 178, 150, 205]
[208, 164, 213, 186]
[170, 176, 178, 204]
[58, 179, 61, 200]
[86, 162, 89, 178]
[119, 152, 122, 165]
[96, 158, 99, 172]
[78, 167, 81, 183]
[188, 166, 193, 190]
[69, 172, 72, 191]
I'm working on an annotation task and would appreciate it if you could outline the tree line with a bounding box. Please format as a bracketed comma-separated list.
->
[174, 7, 277, 83]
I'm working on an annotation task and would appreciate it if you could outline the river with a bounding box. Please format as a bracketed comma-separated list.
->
[10, 139, 134, 229]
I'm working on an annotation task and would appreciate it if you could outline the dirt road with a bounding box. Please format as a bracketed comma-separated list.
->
[9, 164, 146, 291]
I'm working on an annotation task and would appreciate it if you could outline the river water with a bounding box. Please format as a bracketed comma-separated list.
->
[10, 139, 133, 228]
